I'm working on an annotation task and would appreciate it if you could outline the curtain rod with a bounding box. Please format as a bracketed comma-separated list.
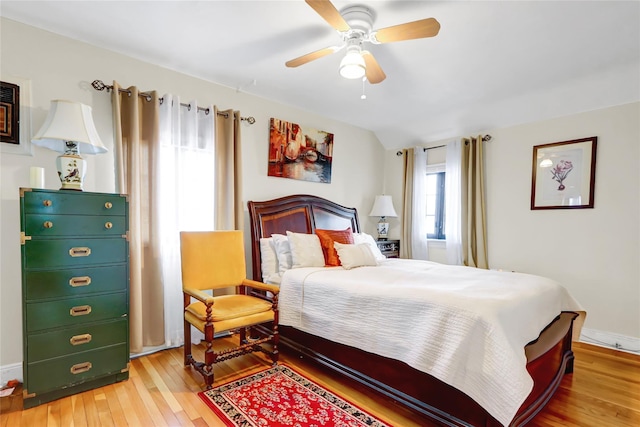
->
[91, 80, 256, 124]
[395, 135, 492, 156]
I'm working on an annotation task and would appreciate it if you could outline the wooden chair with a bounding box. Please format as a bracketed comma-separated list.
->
[180, 230, 279, 389]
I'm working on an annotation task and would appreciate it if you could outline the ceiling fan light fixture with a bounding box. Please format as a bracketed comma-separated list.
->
[339, 48, 366, 79]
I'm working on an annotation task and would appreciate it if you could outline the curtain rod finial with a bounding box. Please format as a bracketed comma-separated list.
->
[91, 80, 110, 92]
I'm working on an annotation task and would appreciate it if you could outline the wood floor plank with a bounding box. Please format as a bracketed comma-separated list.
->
[113, 376, 143, 426]
[32, 401, 48, 426]
[139, 355, 184, 415]
[70, 393, 88, 427]
[149, 350, 209, 423]
[121, 364, 156, 425]
[57, 396, 74, 427]
[131, 357, 182, 426]
[1, 341, 637, 427]
[81, 389, 101, 427]
[101, 384, 127, 427]
[47, 397, 63, 427]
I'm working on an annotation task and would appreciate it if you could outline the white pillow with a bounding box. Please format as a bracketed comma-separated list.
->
[286, 231, 325, 268]
[259, 237, 280, 283]
[353, 232, 386, 261]
[272, 234, 292, 274]
[334, 242, 378, 270]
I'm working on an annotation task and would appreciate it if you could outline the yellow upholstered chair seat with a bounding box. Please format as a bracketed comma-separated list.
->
[180, 230, 279, 390]
[185, 295, 274, 333]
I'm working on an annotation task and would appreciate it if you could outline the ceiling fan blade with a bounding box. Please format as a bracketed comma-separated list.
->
[305, 0, 350, 32]
[373, 18, 441, 43]
[362, 51, 386, 84]
[285, 46, 342, 68]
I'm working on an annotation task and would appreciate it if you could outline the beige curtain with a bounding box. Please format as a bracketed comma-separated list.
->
[401, 147, 429, 260]
[401, 148, 414, 259]
[112, 82, 165, 353]
[214, 108, 243, 230]
[460, 136, 488, 268]
[400, 148, 415, 259]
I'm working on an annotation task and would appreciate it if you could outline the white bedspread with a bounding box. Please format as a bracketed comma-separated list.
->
[278, 259, 585, 426]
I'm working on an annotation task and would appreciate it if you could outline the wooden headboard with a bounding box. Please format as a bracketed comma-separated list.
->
[247, 194, 360, 281]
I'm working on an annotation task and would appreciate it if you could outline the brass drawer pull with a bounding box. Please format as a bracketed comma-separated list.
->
[70, 305, 92, 316]
[105, 222, 113, 229]
[69, 276, 91, 287]
[69, 247, 91, 257]
[105, 202, 113, 209]
[43, 199, 52, 207]
[70, 334, 92, 346]
[43, 221, 53, 229]
[70, 362, 92, 374]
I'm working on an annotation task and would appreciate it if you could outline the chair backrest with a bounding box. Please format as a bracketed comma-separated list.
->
[180, 230, 247, 291]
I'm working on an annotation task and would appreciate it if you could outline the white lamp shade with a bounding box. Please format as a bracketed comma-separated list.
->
[369, 195, 398, 218]
[32, 100, 107, 154]
[339, 50, 366, 79]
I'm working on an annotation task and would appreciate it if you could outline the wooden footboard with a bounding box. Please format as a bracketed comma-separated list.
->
[279, 312, 578, 427]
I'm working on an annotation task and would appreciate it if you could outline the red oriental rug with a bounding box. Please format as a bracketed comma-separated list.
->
[198, 364, 391, 427]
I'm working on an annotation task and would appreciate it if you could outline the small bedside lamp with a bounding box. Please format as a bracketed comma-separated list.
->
[369, 195, 397, 240]
[32, 100, 107, 191]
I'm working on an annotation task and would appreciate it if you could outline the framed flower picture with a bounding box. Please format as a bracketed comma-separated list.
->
[531, 137, 597, 210]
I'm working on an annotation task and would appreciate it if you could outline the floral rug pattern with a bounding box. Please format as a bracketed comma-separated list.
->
[198, 365, 391, 427]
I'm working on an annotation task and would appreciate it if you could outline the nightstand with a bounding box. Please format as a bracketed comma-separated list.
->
[376, 239, 400, 258]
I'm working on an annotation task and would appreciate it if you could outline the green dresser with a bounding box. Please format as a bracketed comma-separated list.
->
[20, 188, 130, 408]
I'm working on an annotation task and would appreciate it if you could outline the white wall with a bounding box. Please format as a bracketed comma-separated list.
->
[486, 102, 639, 340]
[384, 102, 640, 343]
[0, 19, 385, 378]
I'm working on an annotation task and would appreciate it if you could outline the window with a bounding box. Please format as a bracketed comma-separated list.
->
[426, 166, 446, 240]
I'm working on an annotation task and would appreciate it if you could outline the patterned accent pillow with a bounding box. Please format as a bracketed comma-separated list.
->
[315, 228, 354, 266]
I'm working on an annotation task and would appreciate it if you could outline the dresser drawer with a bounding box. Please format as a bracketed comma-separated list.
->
[22, 190, 126, 216]
[26, 292, 127, 333]
[26, 318, 128, 362]
[24, 265, 128, 301]
[26, 343, 128, 395]
[23, 238, 127, 269]
[24, 214, 126, 237]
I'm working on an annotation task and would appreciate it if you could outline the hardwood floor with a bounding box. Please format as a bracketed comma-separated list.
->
[1, 340, 638, 426]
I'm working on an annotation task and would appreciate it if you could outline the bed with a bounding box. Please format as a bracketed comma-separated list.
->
[247, 194, 584, 427]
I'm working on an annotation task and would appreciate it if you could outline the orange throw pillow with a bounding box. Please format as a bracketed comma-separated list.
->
[315, 228, 354, 266]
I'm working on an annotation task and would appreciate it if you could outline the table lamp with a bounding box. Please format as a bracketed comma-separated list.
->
[31, 100, 107, 191]
[369, 195, 397, 240]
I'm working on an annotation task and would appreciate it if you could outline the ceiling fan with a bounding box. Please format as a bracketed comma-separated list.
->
[286, 0, 441, 84]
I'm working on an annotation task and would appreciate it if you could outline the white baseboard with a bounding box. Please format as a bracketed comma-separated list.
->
[580, 328, 640, 355]
[0, 362, 23, 387]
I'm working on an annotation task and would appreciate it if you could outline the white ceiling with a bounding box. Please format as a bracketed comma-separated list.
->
[2, 1, 639, 150]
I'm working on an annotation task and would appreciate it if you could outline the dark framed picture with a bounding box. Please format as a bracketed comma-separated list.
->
[531, 137, 597, 210]
[0, 76, 32, 156]
[1, 81, 20, 144]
